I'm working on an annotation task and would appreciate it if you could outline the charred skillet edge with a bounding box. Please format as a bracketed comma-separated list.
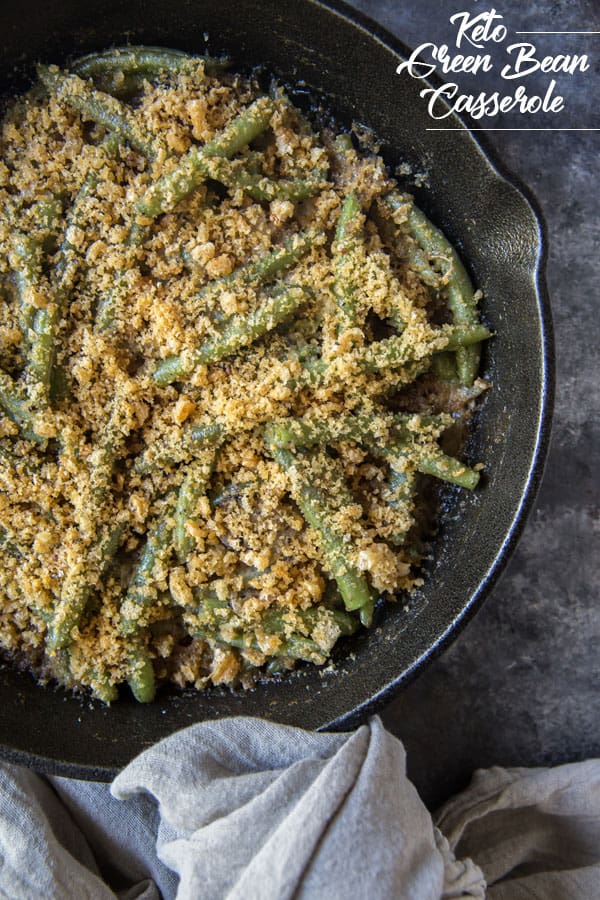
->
[0, 743, 115, 783]
[0, 0, 554, 776]
[309, 0, 555, 732]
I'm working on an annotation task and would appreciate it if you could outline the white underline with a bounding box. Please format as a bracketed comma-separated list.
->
[514, 31, 600, 34]
[426, 128, 600, 131]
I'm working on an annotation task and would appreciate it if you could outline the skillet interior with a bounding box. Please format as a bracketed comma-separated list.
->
[0, 0, 553, 779]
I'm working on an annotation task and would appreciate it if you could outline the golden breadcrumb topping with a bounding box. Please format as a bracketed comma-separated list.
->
[0, 52, 487, 702]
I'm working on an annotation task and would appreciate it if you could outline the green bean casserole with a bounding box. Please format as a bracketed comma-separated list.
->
[0, 47, 490, 702]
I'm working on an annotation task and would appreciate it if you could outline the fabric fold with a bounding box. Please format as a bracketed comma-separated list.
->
[111, 717, 451, 900]
[0, 763, 117, 899]
[0, 716, 598, 900]
[435, 759, 600, 898]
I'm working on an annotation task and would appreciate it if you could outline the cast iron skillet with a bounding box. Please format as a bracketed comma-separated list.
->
[0, 0, 553, 779]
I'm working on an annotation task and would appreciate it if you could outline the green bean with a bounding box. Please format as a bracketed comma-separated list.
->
[94, 269, 133, 333]
[154, 284, 310, 385]
[49, 648, 73, 685]
[126, 638, 156, 702]
[185, 587, 357, 642]
[0, 523, 27, 559]
[28, 171, 103, 395]
[333, 192, 363, 327]
[271, 447, 376, 625]
[193, 624, 327, 664]
[198, 97, 276, 156]
[293, 326, 487, 401]
[29, 135, 122, 387]
[415, 450, 480, 489]
[188, 586, 230, 616]
[278, 636, 328, 662]
[293, 323, 488, 392]
[262, 606, 358, 638]
[121, 557, 170, 636]
[85, 71, 143, 100]
[442, 324, 491, 351]
[376, 195, 441, 291]
[0, 444, 17, 470]
[88, 673, 118, 704]
[72, 46, 229, 96]
[37, 66, 159, 161]
[11, 196, 63, 339]
[209, 480, 255, 508]
[241, 172, 325, 204]
[191, 229, 318, 315]
[133, 420, 225, 474]
[85, 395, 135, 515]
[384, 468, 417, 546]
[232, 632, 326, 662]
[28, 305, 58, 398]
[49, 363, 70, 401]
[201, 157, 327, 203]
[11, 234, 44, 335]
[377, 440, 479, 490]
[405, 246, 445, 290]
[94, 221, 151, 331]
[335, 193, 362, 247]
[0, 367, 45, 443]
[190, 421, 225, 446]
[356, 323, 491, 375]
[386, 192, 482, 385]
[180, 588, 230, 624]
[187, 603, 330, 663]
[120, 498, 176, 635]
[48, 523, 124, 651]
[174, 452, 216, 562]
[34, 194, 64, 233]
[431, 351, 459, 382]
[136, 96, 276, 217]
[264, 412, 448, 450]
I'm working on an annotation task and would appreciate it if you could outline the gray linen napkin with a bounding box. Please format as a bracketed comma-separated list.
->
[436, 760, 600, 899]
[0, 715, 597, 899]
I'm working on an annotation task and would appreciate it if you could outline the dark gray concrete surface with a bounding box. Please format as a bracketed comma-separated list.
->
[346, 0, 600, 808]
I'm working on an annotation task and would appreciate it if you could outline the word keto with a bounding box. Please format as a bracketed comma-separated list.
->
[396, 8, 589, 120]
